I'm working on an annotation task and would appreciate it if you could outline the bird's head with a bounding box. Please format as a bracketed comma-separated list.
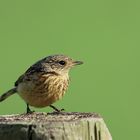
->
[43, 54, 83, 75]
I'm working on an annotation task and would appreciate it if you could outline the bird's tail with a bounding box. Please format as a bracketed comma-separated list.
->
[0, 88, 17, 102]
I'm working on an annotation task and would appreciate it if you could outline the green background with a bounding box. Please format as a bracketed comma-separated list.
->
[0, 0, 140, 139]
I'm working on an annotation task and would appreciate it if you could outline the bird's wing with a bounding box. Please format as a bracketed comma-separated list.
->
[15, 61, 47, 86]
[25, 62, 45, 75]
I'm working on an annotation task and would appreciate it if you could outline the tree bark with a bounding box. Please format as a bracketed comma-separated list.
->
[0, 112, 112, 140]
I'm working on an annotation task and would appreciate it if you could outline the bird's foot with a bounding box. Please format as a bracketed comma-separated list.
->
[26, 103, 35, 114]
[49, 105, 65, 113]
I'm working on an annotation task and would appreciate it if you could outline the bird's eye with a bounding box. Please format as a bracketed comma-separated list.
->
[59, 60, 66, 65]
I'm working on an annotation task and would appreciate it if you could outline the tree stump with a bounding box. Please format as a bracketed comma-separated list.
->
[0, 112, 112, 140]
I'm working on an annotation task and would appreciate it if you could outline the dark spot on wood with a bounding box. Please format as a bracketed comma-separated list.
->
[94, 123, 98, 140]
[87, 121, 90, 140]
[50, 133, 55, 140]
[99, 130, 101, 140]
[28, 125, 33, 140]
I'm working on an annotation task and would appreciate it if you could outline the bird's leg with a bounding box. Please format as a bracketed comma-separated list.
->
[26, 103, 34, 114]
[49, 105, 64, 112]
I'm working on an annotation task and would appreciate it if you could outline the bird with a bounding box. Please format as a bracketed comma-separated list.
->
[0, 54, 83, 113]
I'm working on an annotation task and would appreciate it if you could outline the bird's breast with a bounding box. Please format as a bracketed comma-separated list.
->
[17, 73, 69, 107]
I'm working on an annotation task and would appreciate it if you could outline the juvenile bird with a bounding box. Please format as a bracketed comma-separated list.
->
[0, 54, 83, 113]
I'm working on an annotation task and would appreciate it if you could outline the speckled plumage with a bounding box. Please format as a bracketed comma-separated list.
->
[17, 73, 69, 107]
[0, 54, 83, 113]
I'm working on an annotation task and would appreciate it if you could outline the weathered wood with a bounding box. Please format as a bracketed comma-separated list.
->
[0, 112, 112, 140]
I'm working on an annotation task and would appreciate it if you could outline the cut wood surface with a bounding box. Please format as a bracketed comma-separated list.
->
[0, 112, 112, 140]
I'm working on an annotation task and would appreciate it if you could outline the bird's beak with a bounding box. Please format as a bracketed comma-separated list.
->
[73, 61, 83, 66]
